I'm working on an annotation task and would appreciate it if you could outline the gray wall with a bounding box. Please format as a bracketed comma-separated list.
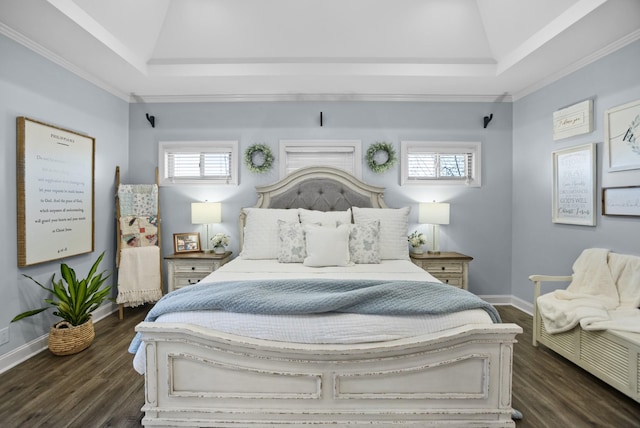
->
[129, 101, 514, 296]
[1, 34, 129, 357]
[511, 39, 640, 306]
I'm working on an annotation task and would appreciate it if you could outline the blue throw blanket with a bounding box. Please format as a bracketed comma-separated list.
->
[129, 278, 500, 354]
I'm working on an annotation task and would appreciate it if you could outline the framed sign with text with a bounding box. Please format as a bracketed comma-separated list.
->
[552, 143, 596, 226]
[605, 99, 640, 171]
[602, 186, 640, 217]
[17, 117, 95, 266]
[553, 99, 593, 141]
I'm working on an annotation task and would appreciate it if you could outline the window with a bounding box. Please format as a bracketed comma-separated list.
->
[159, 141, 238, 185]
[401, 141, 481, 186]
[279, 140, 362, 178]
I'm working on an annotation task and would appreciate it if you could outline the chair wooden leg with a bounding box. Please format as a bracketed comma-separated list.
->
[119, 304, 124, 320]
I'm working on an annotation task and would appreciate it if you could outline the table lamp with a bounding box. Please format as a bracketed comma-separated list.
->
[419, 202, 450, 254]
[191, 202, 221, 253]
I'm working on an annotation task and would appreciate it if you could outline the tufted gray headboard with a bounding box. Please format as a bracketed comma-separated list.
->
[239, 166, 387, 249]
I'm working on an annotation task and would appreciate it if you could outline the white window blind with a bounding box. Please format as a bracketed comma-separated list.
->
[279, 140, 362, 178]
[159, 141, 238, 185]
[407, 152, 472, 180]
[167, 151, 231, 179]
[401, 141, 481, 186]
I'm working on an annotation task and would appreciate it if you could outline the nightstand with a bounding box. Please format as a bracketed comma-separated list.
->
[165, 251, 232, 292]
[409, 252, 473, 290]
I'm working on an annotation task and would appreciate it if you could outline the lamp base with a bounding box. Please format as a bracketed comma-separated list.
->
[428, 224, 442, 255]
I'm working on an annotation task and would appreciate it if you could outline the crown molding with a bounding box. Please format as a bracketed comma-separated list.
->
[0, 23, 130, 102]
[513, 28, 640, 101]
[130, 93, 513, 104]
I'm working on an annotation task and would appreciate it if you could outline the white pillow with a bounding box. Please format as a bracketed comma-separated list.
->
[240, 208, 300, 259]
[352, 207, 410, 260]
[303, 224, 350, 267]
[299, 208, 351, 227]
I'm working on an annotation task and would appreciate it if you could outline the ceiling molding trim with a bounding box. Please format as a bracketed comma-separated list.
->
[148, 62, 496, 78]
[47, 0, 148, 75]
[512, 28, 640, 101]
[130, 93, 513, 104]
[496, 0, 607, 75]
[0, 22, 130, 102]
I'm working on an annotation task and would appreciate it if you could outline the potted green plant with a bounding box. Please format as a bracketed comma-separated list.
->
[12, 252, 112, 355]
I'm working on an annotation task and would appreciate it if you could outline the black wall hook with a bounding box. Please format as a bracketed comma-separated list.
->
[146, 113, 155, 128]
[483, 114, 493, 129]
[320, 112, 323, 127]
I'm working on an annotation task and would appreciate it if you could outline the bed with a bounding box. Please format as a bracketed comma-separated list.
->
[132, 166, 522, 427]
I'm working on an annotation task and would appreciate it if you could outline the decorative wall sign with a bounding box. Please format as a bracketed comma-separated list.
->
[552, 143, 596, 226]
[602, 186, 640, 216]
[553, 99, 593, 140]
[605, 99, 640, 171]
[17, 117, 95, 266]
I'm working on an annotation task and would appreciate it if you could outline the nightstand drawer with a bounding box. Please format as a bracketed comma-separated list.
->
[431, 274, 463, 288]
[421, 261, 463, 274]
[173, 262, 213, 273]
[165, 251, 232, 292]
[174, 273, 209, 290]
[409, 252, 472, 291]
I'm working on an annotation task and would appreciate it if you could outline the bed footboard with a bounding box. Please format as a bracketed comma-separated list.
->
[137, 322, 522, 427]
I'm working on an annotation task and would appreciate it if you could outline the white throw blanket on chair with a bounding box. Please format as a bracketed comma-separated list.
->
[117, 246, 162, 307]
[537, 248, 640, 334]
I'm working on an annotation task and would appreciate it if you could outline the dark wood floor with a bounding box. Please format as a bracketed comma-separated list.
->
[0, 305, 638, 427]
[502, 305, 640, 428]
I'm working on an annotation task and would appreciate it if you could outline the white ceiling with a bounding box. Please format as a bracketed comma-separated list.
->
[1, 0, 639, 102]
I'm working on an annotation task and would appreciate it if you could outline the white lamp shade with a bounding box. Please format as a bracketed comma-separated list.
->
[191, 202, 221, 224]
[419, 202, 450, 225]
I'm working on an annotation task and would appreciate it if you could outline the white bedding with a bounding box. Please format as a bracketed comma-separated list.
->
[209, 258, 439, 282]
[133, 259, 493, 374]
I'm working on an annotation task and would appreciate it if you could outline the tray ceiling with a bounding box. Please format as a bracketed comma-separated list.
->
[1, 0, 639, 102]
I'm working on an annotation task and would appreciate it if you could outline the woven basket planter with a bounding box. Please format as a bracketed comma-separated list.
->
[48, 317, 95, 356]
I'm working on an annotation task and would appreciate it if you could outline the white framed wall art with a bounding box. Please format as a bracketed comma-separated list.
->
[605, 99, 640, 172]
[552, 143, 596, 226]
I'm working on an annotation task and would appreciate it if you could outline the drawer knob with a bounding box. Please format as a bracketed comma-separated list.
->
[191, 266, 195, 270]
[441, 266, 445, 270]
[445, 279, 449, 283]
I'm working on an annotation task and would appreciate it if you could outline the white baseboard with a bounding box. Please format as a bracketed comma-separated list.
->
[480, 294, 533, 316]
[0, 302, 119, 375]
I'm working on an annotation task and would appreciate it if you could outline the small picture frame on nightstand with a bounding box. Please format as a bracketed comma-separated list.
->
[173, 232, 201, 253]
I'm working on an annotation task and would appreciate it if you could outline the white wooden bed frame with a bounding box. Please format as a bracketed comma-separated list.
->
[136, 166, 522, 427]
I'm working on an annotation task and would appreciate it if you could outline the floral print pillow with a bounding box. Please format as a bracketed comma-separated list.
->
[347, 220, 380, 264]
[277, 220, 306, 263]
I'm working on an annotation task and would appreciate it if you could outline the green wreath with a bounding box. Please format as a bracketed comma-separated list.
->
[244, 144, 274, 173]
[366, 142, 397, 173]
